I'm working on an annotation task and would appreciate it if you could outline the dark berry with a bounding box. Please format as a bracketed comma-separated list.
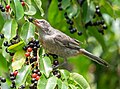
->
[32, 69, 38, 73]
[6, 5, 10, 10]
[100, 20, 105, 25]
[5, 48, 9, 53]
[0, 34, 4, 38]
[10, 72, 14, 76]
[69, 25, 73, 30]
[29, 84, 34, 89]
[23, 46, 28, 51]
[36, 44, 40, 48]
[98, 29, 104, 35]
[20, 0, 23, 2]
[1, 78, 6, 83]
[96, 9, 102, 16]
[53, 54, 58, 59]
[30, 58, 34, 63]
[33, 52, 37, 56]
[58, 3, 62, 7]
[53, 60, 59, 66]
[13, 35, 18, 40]
[95, 5, 100, 10]
[25, 52, 30, 57]
[70, 28, 77, 34]
[0, 5, 3, 9]
[1, 7, 5, 12]
[28, 17, 33, 22]
[31, 78, 36, 83]
[4, 41, 8, 46]
[67, 19, 73, 25]
[58, 0, 62, 2]
[64, 12, 69, 19]
[78, 31, 82, 36]
[37, 72, 42, 76]
[102, 24, 107, 29]
[10, 52, 14, 56]
[55, 72, 61, 78]
[35, 76, 40, 81]
[34, 81, 38, 86]
[33, 46, 37, 51]
[53, 70, 59, 75]
[21, 84, 25, 88]
[33, 56, 37, 61]
[10, 84, 15, 88]
[10, 76, 15, 80]
[29, 42, 34, 48]
[35, 40, 39, 44]
[58, 7, 63, 10]
[12, 80, 16, 85]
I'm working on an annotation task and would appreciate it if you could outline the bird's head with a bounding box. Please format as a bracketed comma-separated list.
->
[33, 19, 51, 30]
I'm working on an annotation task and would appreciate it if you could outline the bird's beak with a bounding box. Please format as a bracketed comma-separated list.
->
[33, 19, 40, 27]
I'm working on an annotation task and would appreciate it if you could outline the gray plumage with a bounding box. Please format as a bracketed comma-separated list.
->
[33, 19, 109, 67]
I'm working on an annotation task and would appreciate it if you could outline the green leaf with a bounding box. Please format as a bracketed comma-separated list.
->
[88, 27, 107, 51]
[83, 1, 95, 23]
[37, 74, 47, 89]
[2, 19, 18, 40]
[16, 65, 31, 88]
[0, 13, 5, 32]
[24, 4, 36, 15]
[13, 0, 24, 20]
[70, 73, 90, 89]
[62, 0, 71, 10]
[61, 81, 69, 89]
[8, 41, 25, 53]
[60, 69, 70, 80]
[20, 22, 35, 43]
[45, 76, 57, 89]
[40, 56, 52, 77]
[12, 50, 26, 71]
[34, 0, 44, 16]
[69, 84, 78, 89]
[67, 3, 80, 19]
[57, 79, 69, 89]
[0, 53, 9, 75]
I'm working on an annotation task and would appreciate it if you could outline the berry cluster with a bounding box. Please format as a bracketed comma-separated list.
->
[64, 12, 82, 36]
[10, 70, 18, 88]
[23, 39, 40, 68]
[85, 5, 107, 35]
[57, 1, 83, 36]
[4, 35, 20, 56]
[58, 0, 63, 10]
[30, 69, 41, 89]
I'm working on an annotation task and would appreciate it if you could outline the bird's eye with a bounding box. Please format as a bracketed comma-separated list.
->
[40, 21, 45, 23]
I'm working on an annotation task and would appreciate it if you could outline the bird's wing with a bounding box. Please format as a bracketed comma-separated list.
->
[54, 34, 80, 49]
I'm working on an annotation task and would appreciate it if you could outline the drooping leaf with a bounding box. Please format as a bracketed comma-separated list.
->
[20, 22, 35, 43]
[70, 73, 90, 89]
[34, 0, 44, 16]
[45, 76, 57, 89]
[24, 4, 36, 15]
[60, 69, 70, 80]
[37, 74, 47, 89]
[12, 50, 26, 71]
[40, 56, 52, 77]
[0, 13, 5, 32]
[69, 84, 78, 89]
[2, 19, 18, 40]
[16, 65, 31, 88]
[13, 0, 24, 20]
[8, 41, 25, 53]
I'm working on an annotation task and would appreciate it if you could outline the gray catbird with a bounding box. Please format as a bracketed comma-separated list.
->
[33, 19, 108, 67]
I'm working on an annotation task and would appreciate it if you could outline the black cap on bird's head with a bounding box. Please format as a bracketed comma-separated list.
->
[33, 19, 51, 29]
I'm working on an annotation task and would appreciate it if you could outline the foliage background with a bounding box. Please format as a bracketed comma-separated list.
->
[0, 0, 120, 89]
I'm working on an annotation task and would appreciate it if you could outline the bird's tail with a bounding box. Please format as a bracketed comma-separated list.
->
[79, 49, 109, 67]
